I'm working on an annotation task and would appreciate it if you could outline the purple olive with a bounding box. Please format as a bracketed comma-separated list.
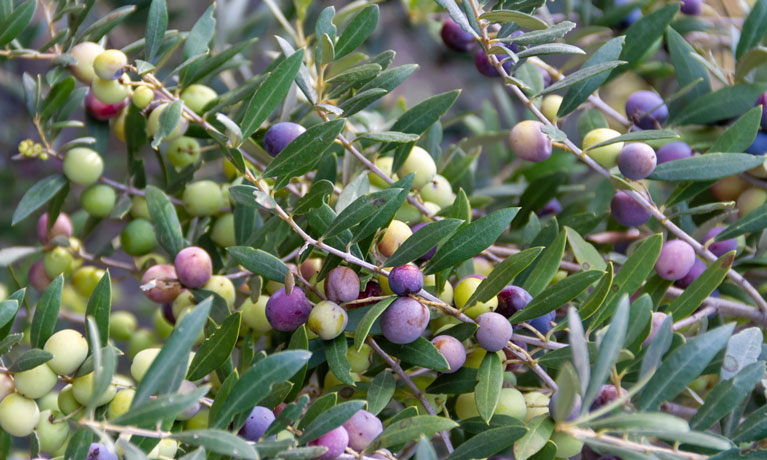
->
[475, 312, 513, 352]
[265, 287, 312, 331]
[441, 18, 474, 52]
[610, 191, 651, 227]
[703, 227, 737, 257]
[617, 143, 656, 180]
[643, 311, 668, 346]
[174, 246, 213, 289]
[87, 443, 118, 460]
[756, 92, 767, 130]
[388, 264, 424, 296]
[496, 285, 532, 318]
[309, 426, 349, 460]
[380, 297, 430, 344]
[680, 0, 703, 15]
[326, 266, 360, 303]
[37, 212, 73, 244]
[473, 48, 511, 77]
[625, 91, 668, 130]
[263, 122, 306, 157]
[239, 406, 275, 441]
[656, 142, 692, 164]
[431, 335, 467, 373]
[655, 240, 696, 281]
[674, 258, 706, 288]
[746, 131, 767, 155]
[343, 410, 383, 451]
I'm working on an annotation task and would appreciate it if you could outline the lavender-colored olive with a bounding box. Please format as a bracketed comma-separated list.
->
[473, 48, 511, 77]
[509, 120, 553, 162]
[309, 426, 349, 460]
[625, 91, 668, 130]
[265, 287, 312, 332]
[37, 212, 73, 244]
[610, 191, 651, 227]
[643, 311, 668, 346]
[441, 18, 474, 52]
[263, 122, 306, 157]
[496, 285, 532, 318]
[326, 266, 360, 303]
[590, 384, 620, 411]
[655, 240, 696, 281]
[380, 297, 430, 344]
[87, 443, 118, 460]
[656, 142, 692, 164]
[475, 312, 513, 352]
[538, 198, 562, 216]
[342, 410, 383, 451]
[174, 246, 213, 289]
[614, 0, 642, 27]
[239, 405, 275, 441]
[680, 0, 703, 15]
[617, 143, 656, 180]
[528, 311, 555, 335]
[388, 264, 424, 296]
[431, 335, 467, 373]
[704, 227, 737, 257]
[674, 258, 706, 288]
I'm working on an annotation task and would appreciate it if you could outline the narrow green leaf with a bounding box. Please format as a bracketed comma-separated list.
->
[30, 275, 63, 349]
[517, 43, 584, 59]
[510, 270, 603, 323]
[638, 323, 735, 410]
[669, 84, 767, 125]
[566, 226, 606, 271]
[355, 131, 420, 143]
[114, 385, 209, 426]
[0, 0, 36, 47]
[649, 153, 765, 181]
[171, 430, 258, 459]
[132, 299, 212, 407]
[299, 400, 366, 443]
[617, 4, 678, 75]
[12, 175, 68, 226]
[586, 130, 679, 150]
[427, 367, 477, 394]
[8, 348, 53, 372]
[325, 336, 353, 385]
[567, 307, 590, 396]
[639, 314, 673, 379]
[583, 296, 629, 412]
[227, 247, 289, 283]
[540, 61, 625, 96]
[299, 392, 338, 430]
[475, 352, 503, 423]
[521, 229, 567, 296]
[187, 313, 241, 381]
[385, 219, 464, 267]
[669, 251, 733, 319]
[366, 415, 458, 452]
[513, 415, 554, 460]
[334, 5, 379, 59]
[732, 404, 767, 443]
[691, 361, 765, 431]
[0, 299, 19, 337]
[716, 204, 767, 241]
[241, 50, 305, 140]
[505, 22, 575, 46]
[40, 77, 75, 119]
[480, 10, 548, 30]
[367, 370, 395, 416]
[711, 106, 763, 153]
[448, 426, 527, 460]
[387, 90, 461, 152]
[354, 297, 396, 352]
[736, 0, 767, 59]
[145, 0, 168, 62]
[210, 350, 311, 428]
[559, 37, 624, 117]
[424, 208, 519, 275]
[578, 263, 613, 321]
[145, 185, 185, 257]
[377, 337, 449, 371]
[463, 247, 541, 309]
[85, 270, 111, 349]
[263, 119, 345, 186]
[151, 99, 183, 148]
[324, 189, 402, 239]
[666, 28, 711, 116]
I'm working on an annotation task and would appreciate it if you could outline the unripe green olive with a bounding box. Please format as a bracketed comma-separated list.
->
[202, 275, 236, 308]
[113, 107, 128, 142]
[91, 76, 130, 105]
[57, 384, 81, 415]
[43, 247, 75, 279]
[171, 290, 196, 318]
[120, 219, 158, 256]
[395, 202, 422, 225]
[523, 391, 550, 422]
[398, 146, 437, 189]
[737, 188, 767, 218]
[81, 184, 116, 218]
[131, 348, 161, 382]
[185, 408, 209, 430]
[128, 328, 157, 359]
[153, 308, 174, 340]
[107, 388, 134, 420]
[368, 157, 398, 188]
[308, 301, 348, 340]
[149, 438, 178, 459]
[0, 393, 40, 437]
[420, 174, 454, 208]
[71, 372, 116, 406]
[496, 387, 528, 419]
[132, 86, 154, 109]
[583, 128, 623, 169]
[68, 42, 105, 84]
[36, 409, 70, 453]
[347, 344, 373, 373]
[181, 84, 217, 114]
[424, 275, 454, 305]
[109, 311, 137, 341]
[241, 296, 272, 334]
[541, 94, 563, 124]
[455, 393, 480, 419]
[211, 213, 236, 248]
[183, 180, 225, 217]
[147, 103, 189, 141]
[550, 431, 583, 458]
[14, 363, 58, 398]
[71, 266, 105, 297]
[455, 277, 498, 319]
[167, 136, 201, 168]
[62, 147, 103, 185]
[421, 202, 441, 221]
[93, 49, 127, 80]
[378, 220, 412, 258]
[130, 196, 150, 219]
[44, 329, 88, 375]
[36, 390, 59, 413]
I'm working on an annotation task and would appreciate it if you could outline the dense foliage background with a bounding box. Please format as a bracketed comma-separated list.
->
[0, 0, 767, 458]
